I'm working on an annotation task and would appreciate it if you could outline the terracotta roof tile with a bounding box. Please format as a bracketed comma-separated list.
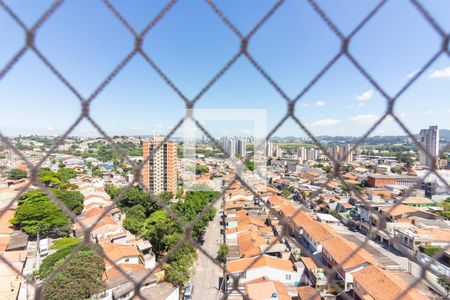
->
[297, 286, 320, 300]
[353, 265, 427, 300]
[227, 255, 295, 273]
[245, 277, 291, 300]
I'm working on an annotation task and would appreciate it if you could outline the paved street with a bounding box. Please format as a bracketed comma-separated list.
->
[191, 199, 224, 300]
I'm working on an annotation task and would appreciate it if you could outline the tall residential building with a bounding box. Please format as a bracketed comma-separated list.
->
[307, 148, 321, 161]
[419, 126, 439, 168]
[297, 146, 307, 163]
[274, 145, 282, 158]
[265, 141, 274, 158]
[142, 136, 177, 196]
[330, 144, 353, 163]
[223, 138, 236, 158]
[237, 139, 247, 157]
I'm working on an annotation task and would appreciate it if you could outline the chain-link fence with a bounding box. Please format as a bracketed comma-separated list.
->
[0, 0, 449, 299]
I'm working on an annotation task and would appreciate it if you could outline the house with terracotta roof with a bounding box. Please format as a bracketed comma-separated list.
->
[393, 226, 450, 253]
[102, 243, 143, 271]
[83, 193, 113, 211]
[290, 211, 335, 254]
[398, 196, 435, 208]
[296, 285, 320, 300]
[244, 277, 291, 300]
[226, 255, 303, 285]
[321, 236, 374, 290]
[352, 265, 427, 300]
[380, 204, 438, 223]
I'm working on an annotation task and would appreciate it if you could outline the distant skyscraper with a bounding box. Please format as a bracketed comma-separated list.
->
[142, 136, 177, 196]
[298, 146, 307, 163]
[266, 141, 274, 158]
[307, 148, 319, 161]
[330, 144, 353, 163]
[274, 145, 282, 158]
[419, 126, 439, 168]
[223, 138, 236, 158]
[237, 139, 247, 157]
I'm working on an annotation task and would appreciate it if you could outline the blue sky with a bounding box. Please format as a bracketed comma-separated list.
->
[0, 0, 449, 138]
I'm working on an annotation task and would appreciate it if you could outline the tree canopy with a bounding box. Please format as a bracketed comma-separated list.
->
[123, 204, 147, 235]
[141, 190, 218, 286]
[43, 248, 105, 300]
[11, 190, 71, 236]
[143, 210, 181, 256]
[195, 165, 209, 175]
[38, 168, 77, 188]
[11, 189, 83, 236]
[105, 185, 159, 215]
[8, 168, 27, 180]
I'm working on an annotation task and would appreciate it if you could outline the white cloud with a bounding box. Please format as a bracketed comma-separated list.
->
[349, 114, 378, 123]
[425, 110, 433, 115]
[405, 69, 419, 79]
[429, 66, 450, 79]
[356, 90, 374, 101]
[385, 115, 395, 122]
[299, 102, 309, 107]
[314, 100, 326, 107]
[309, 118, 341, 127]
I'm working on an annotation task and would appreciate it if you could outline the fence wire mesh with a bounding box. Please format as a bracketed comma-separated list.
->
[0, 0, 449, 299]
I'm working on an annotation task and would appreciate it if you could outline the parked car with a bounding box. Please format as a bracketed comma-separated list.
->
[39, 238, 49, 256]
[183, 283, 194, 300]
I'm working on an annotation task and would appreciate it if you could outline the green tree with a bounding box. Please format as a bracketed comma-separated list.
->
[43, 249, 105, 300]
[159, 192, 173, 204]
[119, 186, 159, 215]
[92, 167, 103, 177]
[56, 168, 77, 182]
[438, 198, 450, 219]
[105, 183, 121, 199]
[39, 168, 61, 187]
[172, 191, 217, 240]
[195, 165, 209, 175]
[176, 187, 184, 199]
[52, 189, 84, 215]
[217, 244, 228, 263]
[164, 242, 197, 287]
[391, 167, 403, 174]
[245, 160, 255, 171]
[11, 190, 71, 236]
[123, 204, 146, 235]
[50, 237, 79, 251]
[163, 259, 192, 287]
[8, 168, 27, 180]
[96, 144, 116, 162]
[143, 210, 181, 257]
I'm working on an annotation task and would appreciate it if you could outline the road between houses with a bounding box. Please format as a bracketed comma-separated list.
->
[191, 197, 224, 300]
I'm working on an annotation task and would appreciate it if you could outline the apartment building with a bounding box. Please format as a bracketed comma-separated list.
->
[419, 125, 439, 169]
[142, 137, 177, 196]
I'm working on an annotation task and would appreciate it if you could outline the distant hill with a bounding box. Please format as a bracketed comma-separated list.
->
[440, 129, 450, 140]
